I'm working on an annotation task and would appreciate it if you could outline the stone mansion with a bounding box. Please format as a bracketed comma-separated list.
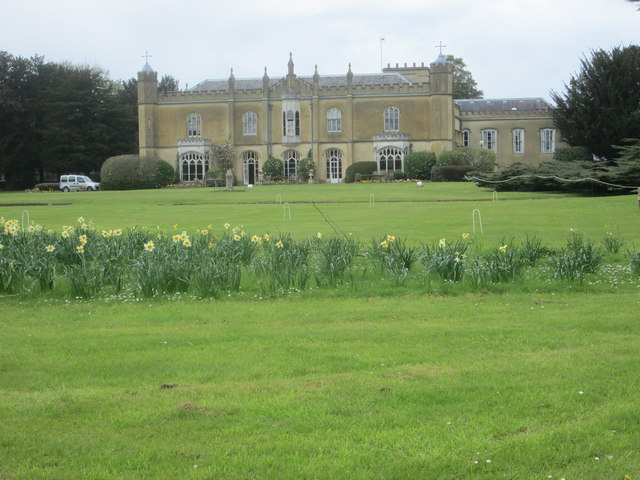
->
[137, 53, 562, 184]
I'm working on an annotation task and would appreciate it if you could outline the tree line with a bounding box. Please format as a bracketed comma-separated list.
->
[0, 52, 138, 189]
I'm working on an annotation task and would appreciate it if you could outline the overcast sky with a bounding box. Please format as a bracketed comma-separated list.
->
[3, 0, 638, 101]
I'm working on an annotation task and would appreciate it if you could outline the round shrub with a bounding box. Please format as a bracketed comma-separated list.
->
[100, 155, 175, 190]
[404, 151, 436, 180]
[437, 148, 473, 167]
[471, 148, 496, 172]
[204, 166, 233, 186]
[344, 161, 377, 183]
[297, 158, 316, 182]
[262, 157, 284, 181]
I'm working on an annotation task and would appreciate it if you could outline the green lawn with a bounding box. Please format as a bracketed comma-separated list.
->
[1, 183, 638, 247]
[1, 293, 639, 479]
[1, 184, 639, 479]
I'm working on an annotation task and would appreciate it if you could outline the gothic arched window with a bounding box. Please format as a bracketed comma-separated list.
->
[384, 106, 399, 132]
[325, 148, 343, 181]
[377, 147, 403, 173]
[180, 151, 209, 182]
[283, 150, 300, 180]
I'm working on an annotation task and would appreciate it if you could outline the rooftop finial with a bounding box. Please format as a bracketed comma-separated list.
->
[288, 52, 294, 76]
[434, 41, 448, 64]
[141, 51, 153, 73]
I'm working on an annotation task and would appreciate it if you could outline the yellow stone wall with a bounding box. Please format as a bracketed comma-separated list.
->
[138, 59, 560, 183]
[459, 113, 563, 167]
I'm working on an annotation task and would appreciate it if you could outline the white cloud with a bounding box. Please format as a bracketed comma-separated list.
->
[2, 0, 638, 100]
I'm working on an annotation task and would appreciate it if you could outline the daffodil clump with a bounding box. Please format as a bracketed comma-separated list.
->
[1, 218, 638, 299]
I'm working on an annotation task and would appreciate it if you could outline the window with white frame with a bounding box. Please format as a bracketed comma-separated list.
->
[540, 128, 556, 154]
[327, 108, 342, 133]
[180, 151, 209, 182]
[377, 147, 403, 173]
[283, 150, 300, 180]
[512, 129, 524, 154]
[325, 149, 343, 180]
[384, 106, 399, 132]
[462, 130, 470, 147]
[242, 111, 257, 136]
[481, 129, 497, 152]
[187, 113, 202, 138]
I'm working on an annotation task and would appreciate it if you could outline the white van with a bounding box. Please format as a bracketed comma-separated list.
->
[59, 175, 100, 192]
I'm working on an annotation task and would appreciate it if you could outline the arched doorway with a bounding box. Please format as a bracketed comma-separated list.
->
[325, 149, 343, 183]
[243, 151, 259, 185]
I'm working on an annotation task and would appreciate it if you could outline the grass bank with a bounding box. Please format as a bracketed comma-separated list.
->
[1, 292, 639, 479]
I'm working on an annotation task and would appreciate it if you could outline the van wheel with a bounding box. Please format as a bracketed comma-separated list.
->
[62, 187, 70, 192]
[87, 186, 94, 191]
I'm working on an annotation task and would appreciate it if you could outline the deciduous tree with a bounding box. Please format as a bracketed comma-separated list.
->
[446, 55, 483, 99]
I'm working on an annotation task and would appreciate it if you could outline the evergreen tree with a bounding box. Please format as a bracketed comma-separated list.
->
[158, 75, 179, 93]
[551, 46, 640, 160]
[0, 52, 139, 188]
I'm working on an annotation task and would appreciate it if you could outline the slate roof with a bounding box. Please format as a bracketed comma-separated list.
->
[189, 73, 412, 92]
[455, 98, 552, 113]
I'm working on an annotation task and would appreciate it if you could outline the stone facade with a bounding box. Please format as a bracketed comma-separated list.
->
[138, 54, 562, 184]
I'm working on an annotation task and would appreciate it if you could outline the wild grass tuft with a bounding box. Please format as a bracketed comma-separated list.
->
[311, 235, 359, 287]
[551, 231, 604, 282]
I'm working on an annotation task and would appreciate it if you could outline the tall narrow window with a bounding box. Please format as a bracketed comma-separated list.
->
[540, 128, 556, 154]
[283, 109, 300, 137]
[481, 129, 497, 152]
[283, 150, 300, 180]
[512, 129, 524, 154]
[462, 130, 470, 147]
[187, 113, 202, 138]
[327, 108, 342, 133]
[384, 106, 399, 132]
[325, 149, 343, 181]
[242, 111, 257, 136]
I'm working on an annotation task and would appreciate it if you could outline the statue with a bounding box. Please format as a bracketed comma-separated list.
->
[225, 169, 234, 191]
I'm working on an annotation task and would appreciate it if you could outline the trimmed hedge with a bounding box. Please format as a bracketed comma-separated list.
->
[344, 161, 377, 183]
[554, 146, 593, 162]
[100, 155, 175, 190]
[434, 165, 476, 182]
[404, 151, 436, 180]
[438, 147, 495, 172]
